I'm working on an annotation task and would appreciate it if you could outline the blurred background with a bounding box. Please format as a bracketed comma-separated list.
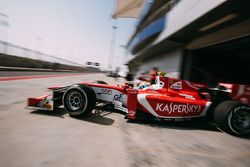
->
[0, 0, 135, 73]
[0, 1, 250, 167]
[0, 0, 250, 84]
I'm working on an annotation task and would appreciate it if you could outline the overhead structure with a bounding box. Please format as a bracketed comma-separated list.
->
[112, 0, 146, 19]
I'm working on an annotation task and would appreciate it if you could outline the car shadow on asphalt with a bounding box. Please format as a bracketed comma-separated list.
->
[127, 119, 250, 139]
[73, 111, 115, 126]
[30, 108, 115, 126]
[127, 119, 219, 132]
[158, 121, 250, 138]
[29, 109, 250, 138]
[71, 105, 125, 126]
[30, 108, 67, 118]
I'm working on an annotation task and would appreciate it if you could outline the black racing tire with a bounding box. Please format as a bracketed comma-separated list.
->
[63, 84, 96, 117]
[213, 100, 250, 136]
[93, 80, 108, 84]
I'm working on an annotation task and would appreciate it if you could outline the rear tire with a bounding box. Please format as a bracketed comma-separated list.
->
[213, 100, 250, 136]
[63, 84, 96, 117]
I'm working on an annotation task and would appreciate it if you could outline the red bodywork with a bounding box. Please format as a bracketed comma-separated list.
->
[126, 77, 209, 119]
[26, 76, 250, 121]
[219, 83, 250, 105]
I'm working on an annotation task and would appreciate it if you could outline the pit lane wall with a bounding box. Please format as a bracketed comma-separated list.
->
[0, 40, 100, 72]
[0, 53, 95, 72]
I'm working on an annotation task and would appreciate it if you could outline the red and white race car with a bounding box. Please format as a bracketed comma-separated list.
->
[26, 76, 250, 136]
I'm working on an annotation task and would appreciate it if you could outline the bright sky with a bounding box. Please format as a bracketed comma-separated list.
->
[0, 0, 136, 70]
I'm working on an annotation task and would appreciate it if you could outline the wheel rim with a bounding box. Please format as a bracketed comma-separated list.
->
[66, 91, 84, 111]
[231, 109, 250, 132]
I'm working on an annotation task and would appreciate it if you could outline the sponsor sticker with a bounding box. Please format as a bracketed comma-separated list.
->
[156, 102, 201, 114]
[101, 88, 112, 95]
[114, 94, 123, 101]
[170, 81, 182, 90]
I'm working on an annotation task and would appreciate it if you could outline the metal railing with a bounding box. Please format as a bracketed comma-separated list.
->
[0, 40, 84, 67]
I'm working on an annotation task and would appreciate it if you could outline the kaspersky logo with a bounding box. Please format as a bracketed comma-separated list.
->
[170, 81, 182, 90]
[156, 103, 201, 114]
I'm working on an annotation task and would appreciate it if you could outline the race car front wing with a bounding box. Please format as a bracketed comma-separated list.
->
[25, 94, 54, 111]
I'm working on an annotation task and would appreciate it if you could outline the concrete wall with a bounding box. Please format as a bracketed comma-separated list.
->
[154, 0, 226, 44]
[136, 48, 182, 76]
[0, 53, 92, 72]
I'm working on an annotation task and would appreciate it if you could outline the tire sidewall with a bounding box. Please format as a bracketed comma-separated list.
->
[214, 100, 250, 136]
[228, 104, 250, 135]
[63, 85, 89, 116]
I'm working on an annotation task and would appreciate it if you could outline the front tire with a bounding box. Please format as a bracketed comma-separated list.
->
[213, 100, 250, 136]
[63, 84, 96, 117]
